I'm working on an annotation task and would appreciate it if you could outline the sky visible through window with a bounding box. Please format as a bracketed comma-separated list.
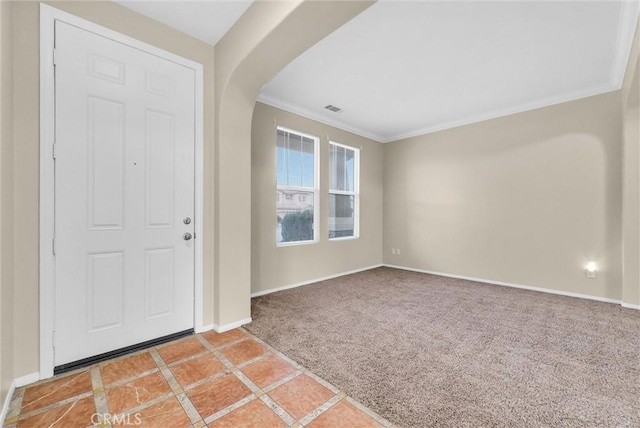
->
[277, 130, 315, 188]
[330, 144, 355, 192]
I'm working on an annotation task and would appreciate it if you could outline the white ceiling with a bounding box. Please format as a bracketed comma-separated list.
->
[259, 1, 640, 143]
[114, 0, 252, 46]
[114, 1, 638, 143]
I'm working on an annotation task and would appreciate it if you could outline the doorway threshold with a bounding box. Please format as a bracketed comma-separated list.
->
[53, 329, 194, 375]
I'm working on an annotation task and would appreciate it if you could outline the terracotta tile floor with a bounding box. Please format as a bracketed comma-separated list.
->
[4, 329, 393, 428]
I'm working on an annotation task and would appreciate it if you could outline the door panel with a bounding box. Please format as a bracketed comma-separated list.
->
[87, 96, 125, 230]
[145, 248, 175, 319]
[145, 110, 175, 228]
[87, 252, 124, 332]
[54, 21, 195, 366]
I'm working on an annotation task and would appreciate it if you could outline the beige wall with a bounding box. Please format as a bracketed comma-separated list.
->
[10, 0, 216, 380]
[12, 0, 40, 382]
[621, 20, 640, 307]
[2, 0, 372, 386]
[384, 92, 623, 301]
[0, 0, 635, 406]
[1, 0, 14, 405]
[213, 0, 373, 325]
[251, 102, 383, 294]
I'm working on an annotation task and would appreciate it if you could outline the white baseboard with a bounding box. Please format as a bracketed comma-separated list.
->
[213, 317, 252, 333]
[383, 264, 630, 306]
[0, 380, 16, 426]
[195, 323, 214, 334]
[251, 264, 384, 298]
[621, 302, 640, 310]
[14, 372, 39, 388]
[0, 371, 39, 425]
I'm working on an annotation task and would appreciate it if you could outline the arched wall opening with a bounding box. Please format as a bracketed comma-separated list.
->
[212, 1, 374, 328]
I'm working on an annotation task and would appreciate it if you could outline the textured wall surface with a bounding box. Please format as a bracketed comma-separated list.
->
[384, 92, 623, 301]
[251, 102, 383, 294]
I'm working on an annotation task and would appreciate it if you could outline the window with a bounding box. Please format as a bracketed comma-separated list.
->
[329, 142, 359, 239]
[276, 127, 318, 245]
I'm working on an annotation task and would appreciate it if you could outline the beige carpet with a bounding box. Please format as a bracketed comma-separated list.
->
[246, 267, 640, 428]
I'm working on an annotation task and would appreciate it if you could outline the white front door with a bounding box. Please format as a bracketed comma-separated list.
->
[54, 21, 196, 366]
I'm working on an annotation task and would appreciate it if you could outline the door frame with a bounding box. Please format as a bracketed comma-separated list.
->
[39, 4, 205, 379]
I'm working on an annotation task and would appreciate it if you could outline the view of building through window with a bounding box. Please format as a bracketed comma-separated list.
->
[329, 142, 359, 239]
[275, 129, 359, 243]
[276, 128, 317, 244]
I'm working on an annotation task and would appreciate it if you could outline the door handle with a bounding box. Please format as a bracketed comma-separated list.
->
[183, 232, 193, 241]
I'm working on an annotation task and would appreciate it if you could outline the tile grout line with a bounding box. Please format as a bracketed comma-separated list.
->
[110, 392, 175, 417]
[241, 329, 346, 393]
[196, 333, 297, 426]
[174, 391, 204, 427]
[3, 388, 25, 426]
[210, 330, 347, 427]
[194, 334, 218, 352]
[259, 394, 296, 426]
[167, 334, 279, 425]
[241, 328, 390, 424]
[95, 341, 175, 369]
[165, 350, 212, 369]
[261, 370, 303, 394]
[234, 352, 272, 369]
[150, 348, 203, 426]
[90, 365, 111, 426]
[148, 349, 169, 374]
[213, 351, 237, 371]
[182, 370, 229, 393]
[243, 331, 304, 368]
[299, 391, 347, 426]
[9, 391, 94, 421]
[5, 329, 391, 428]
[4, 389, 24, 421]
[212, 337, 252, 352]
[195, 333, 249, 354]
[102, 367, 160, 389]
[203, 395, 257, 425]
[14, 369, 92, 414]
[195, 335, 236, 372]
[232, 370, 261, 394]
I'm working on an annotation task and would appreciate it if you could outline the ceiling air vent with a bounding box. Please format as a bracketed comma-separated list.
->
[324, 104, 343, 113]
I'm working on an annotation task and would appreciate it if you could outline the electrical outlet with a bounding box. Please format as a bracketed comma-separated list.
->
[391, 248, 396, 255]
[396, 248, 401, 255]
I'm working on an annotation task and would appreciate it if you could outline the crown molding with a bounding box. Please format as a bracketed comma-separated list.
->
[256, 94, 384, 143]
[385, 83, 619, 143]
[260, 82, 618, 144]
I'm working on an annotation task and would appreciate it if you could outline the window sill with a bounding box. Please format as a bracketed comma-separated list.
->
[277, 239, 318, 247]
[329, 236, 359, 242]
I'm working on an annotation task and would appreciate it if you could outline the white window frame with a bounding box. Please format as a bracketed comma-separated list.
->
[276, 126, 320, 246]
[328, 141, 360, 241]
